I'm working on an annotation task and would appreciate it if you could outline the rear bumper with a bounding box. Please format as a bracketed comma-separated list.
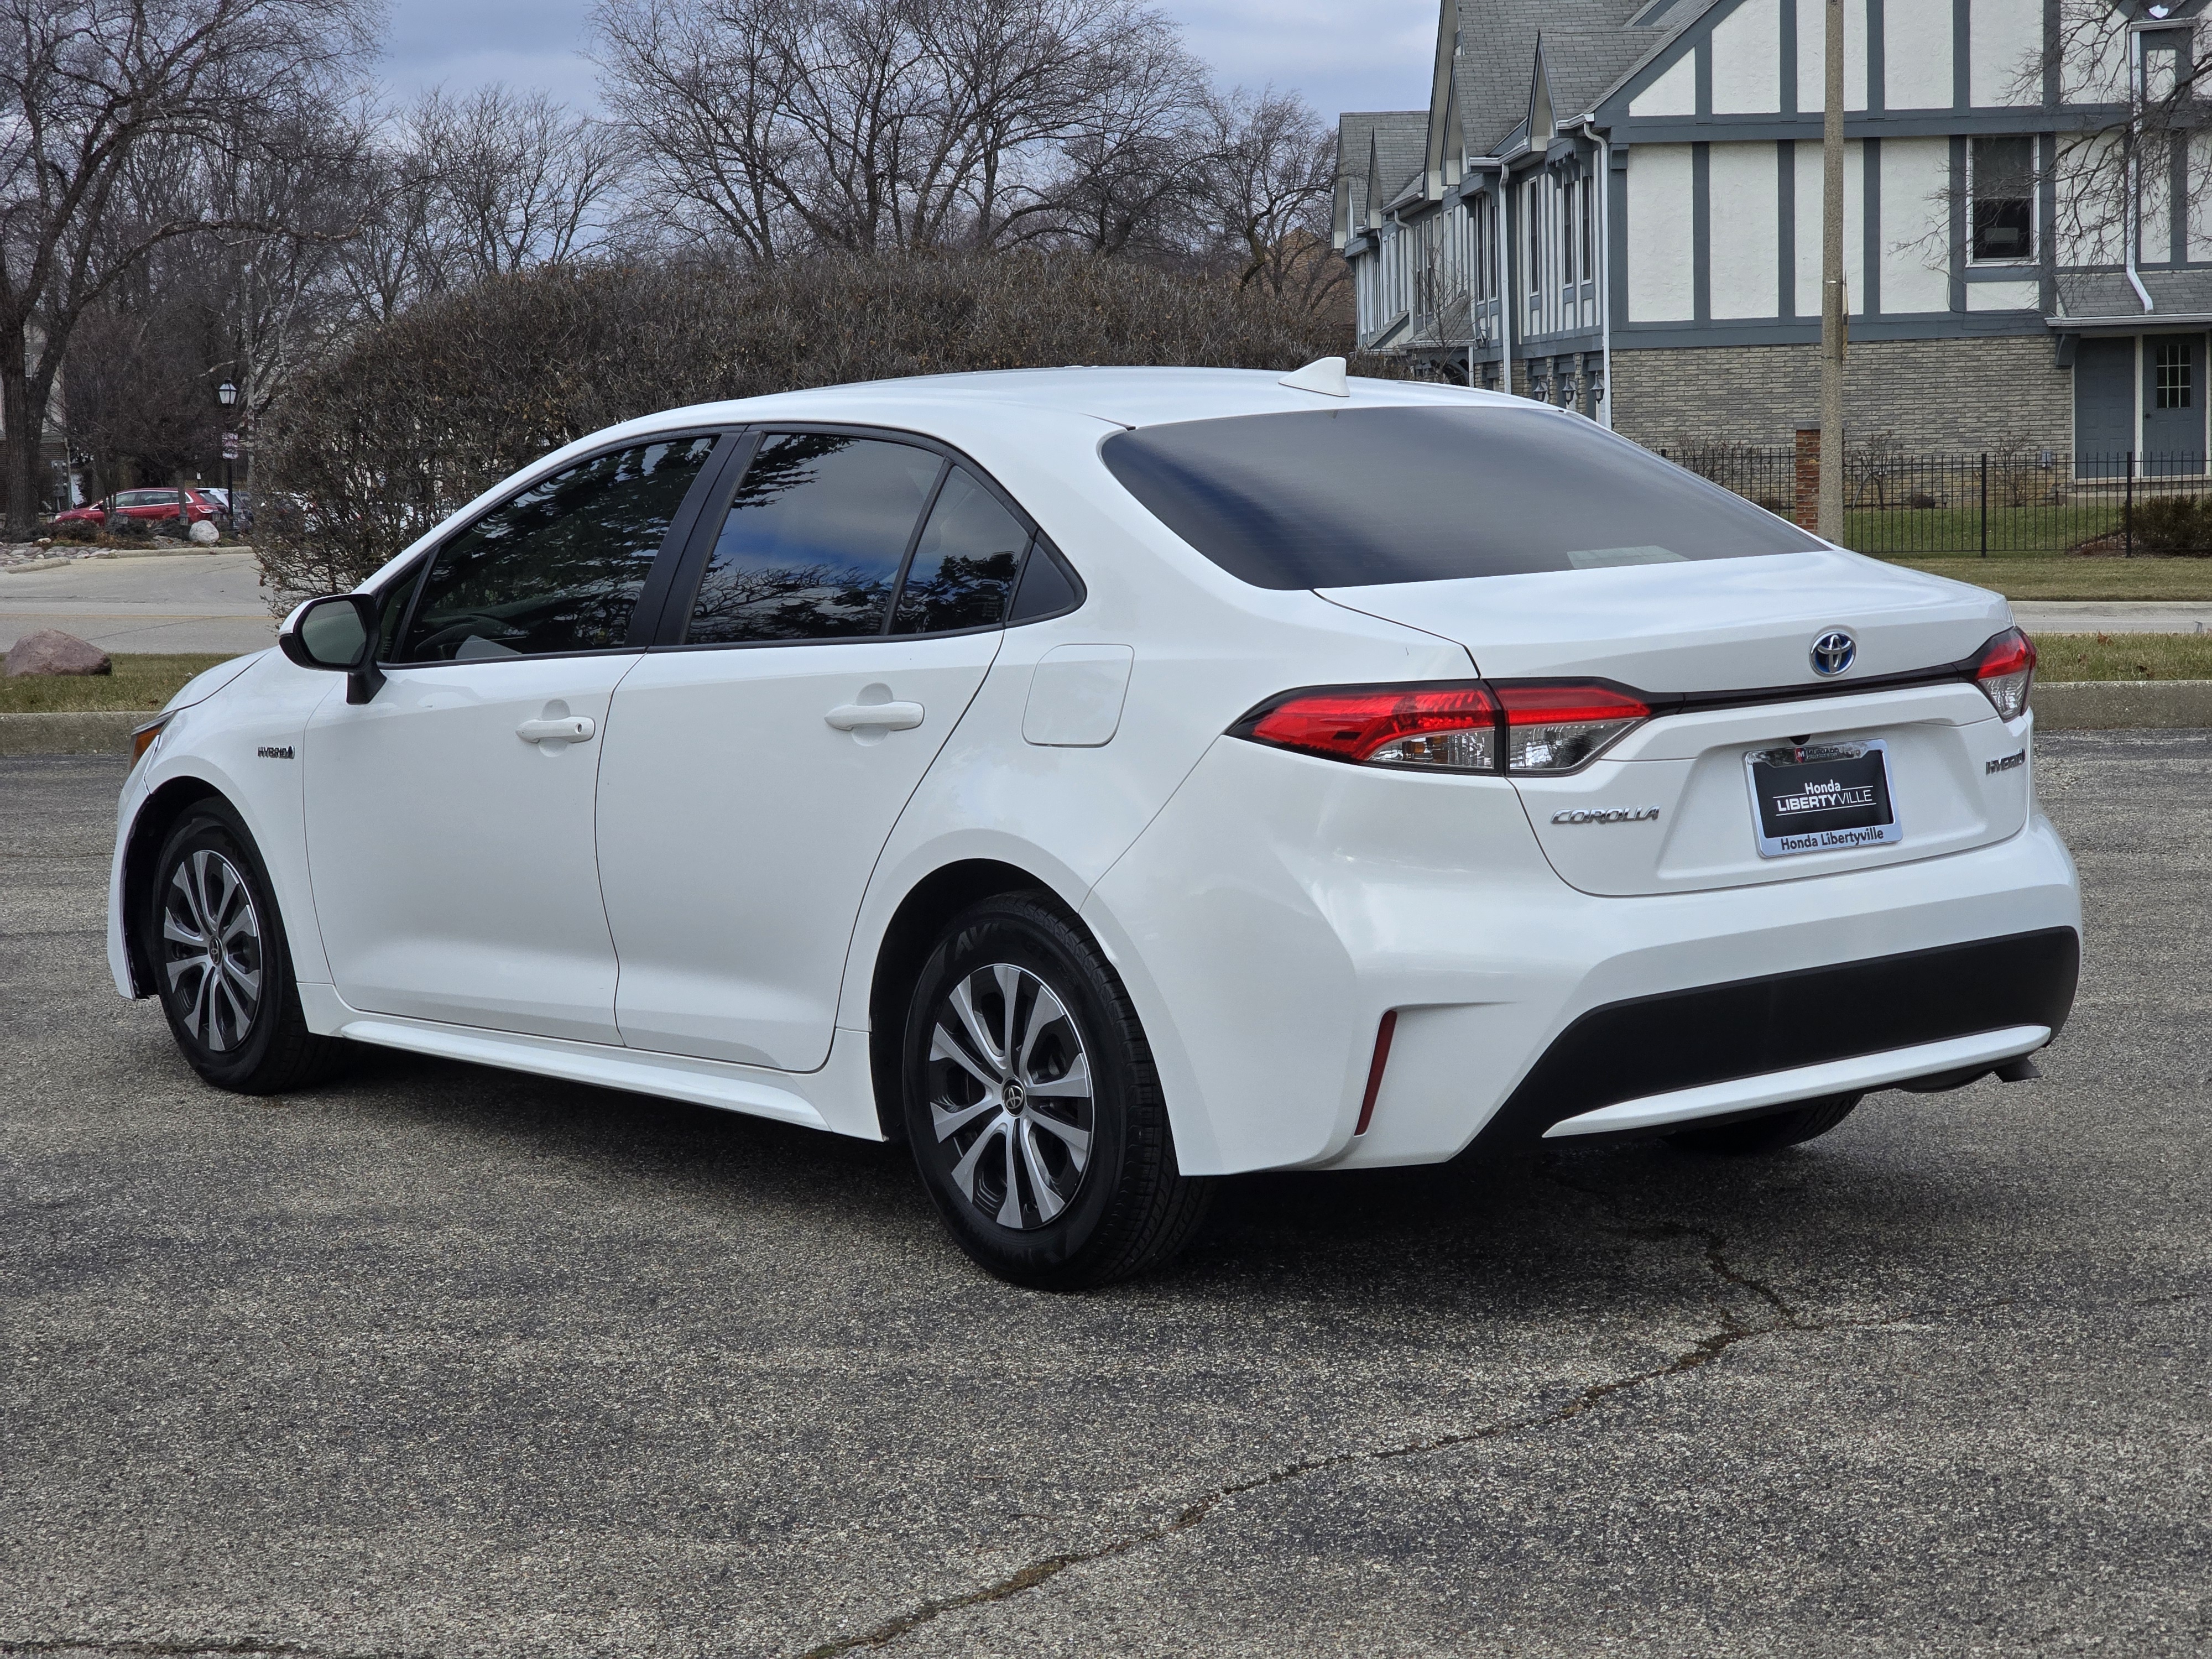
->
[1495, 928, 2078, 1146]
[1085, 737, 2081, 1176]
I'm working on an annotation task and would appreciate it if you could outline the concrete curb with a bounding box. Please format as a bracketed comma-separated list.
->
[3, 683, 2209, 757]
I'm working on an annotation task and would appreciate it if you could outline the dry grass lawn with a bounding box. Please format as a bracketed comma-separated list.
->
[0, 652, 238, 714]
[2030, 632, 2212, 682]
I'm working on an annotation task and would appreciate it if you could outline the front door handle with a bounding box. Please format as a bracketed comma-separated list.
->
[825, 701, 925, 732]
[517, 716, 596, 744]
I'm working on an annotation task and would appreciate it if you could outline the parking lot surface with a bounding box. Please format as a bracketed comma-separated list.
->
[0, 551, 275, 654]
[3, 733, 2208, 1658]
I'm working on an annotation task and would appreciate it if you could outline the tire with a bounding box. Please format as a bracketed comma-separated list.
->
[1666, 1092, 1862, 1155]
[901, 894, 1214, 1290]
[144, 800, 345, 1094]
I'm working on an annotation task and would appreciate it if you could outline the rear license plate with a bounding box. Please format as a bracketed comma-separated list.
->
[1745, 739, 1902, 859]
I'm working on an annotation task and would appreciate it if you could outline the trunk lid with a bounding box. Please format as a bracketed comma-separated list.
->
[1320, 551, 2032, 896]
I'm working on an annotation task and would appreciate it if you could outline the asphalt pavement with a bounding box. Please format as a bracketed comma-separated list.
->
[0, 551, 276, 654]
[2, 733, 2208, 1657]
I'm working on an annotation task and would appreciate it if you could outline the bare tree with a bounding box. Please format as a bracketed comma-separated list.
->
[1008, 20, 1209, 257]
[1197, 86, 1339, 304]
[408, 84, 629, 277]
[0, 0, 375, 537]
[591, 0, 1199, 260]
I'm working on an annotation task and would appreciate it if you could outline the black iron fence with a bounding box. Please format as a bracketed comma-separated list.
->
[1657, 445, 2212, 557]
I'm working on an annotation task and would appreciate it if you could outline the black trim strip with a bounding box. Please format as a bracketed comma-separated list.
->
[1468, 928, 2081, 1150]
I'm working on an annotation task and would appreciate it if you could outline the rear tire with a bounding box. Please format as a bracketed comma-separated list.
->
[901, 894, 1213, 1290]
[1666, 1092, 1861, 1155]
[144, 801, 345, 1094]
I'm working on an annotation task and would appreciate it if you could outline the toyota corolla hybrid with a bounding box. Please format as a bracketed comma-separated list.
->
[108, 364, 2080, 1287]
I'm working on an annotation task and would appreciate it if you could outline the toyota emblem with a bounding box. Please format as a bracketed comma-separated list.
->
[1810, 630, 1856, 676]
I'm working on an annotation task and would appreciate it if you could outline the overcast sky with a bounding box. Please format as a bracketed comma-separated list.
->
[379, 0, 1438, 122]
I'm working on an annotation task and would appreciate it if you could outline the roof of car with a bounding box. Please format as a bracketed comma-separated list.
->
[632, 366, 1514, 437]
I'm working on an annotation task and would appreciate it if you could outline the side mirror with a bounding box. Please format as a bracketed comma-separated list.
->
[279, 593, 385, 704]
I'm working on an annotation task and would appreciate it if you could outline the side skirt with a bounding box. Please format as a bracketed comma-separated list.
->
[295, 984, 883, 1139]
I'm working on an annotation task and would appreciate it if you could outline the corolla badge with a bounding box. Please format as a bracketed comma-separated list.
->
[1810, 629, 1857, 676]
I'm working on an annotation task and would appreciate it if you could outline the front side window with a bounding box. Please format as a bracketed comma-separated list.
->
[1102, 406, 1820, 589]
[686, 434, 943, 644]
[397, 435, 717, 662]
[893, 467, 1027, 634]
[1971, 135, 2035, 263]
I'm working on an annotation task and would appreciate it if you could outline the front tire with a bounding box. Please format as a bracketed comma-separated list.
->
[144, 801, 343, 1094]
[1666, 1092, 1861, 1155]
[901, 895, 1213, 1290]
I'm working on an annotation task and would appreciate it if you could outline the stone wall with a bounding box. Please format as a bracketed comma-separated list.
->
[1607, 336, 2073, 456]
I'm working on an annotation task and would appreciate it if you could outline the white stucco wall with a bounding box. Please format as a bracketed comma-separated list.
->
[2190, 133, 2212, 263]
[1712, 0, 1781, 115]
[1709, 143, 1781, 317]
[1795, 138, 1866, 315]
[1971, 0, 2042, 107]
[1884, 2, 1954, 111]
[1967, 281, 2040, 311]
[1632, 52, 1697, 118]
[1881, 138, 1951, 314]
[1628, 143, 1697, 321]
[1797, 0, 1869, 113]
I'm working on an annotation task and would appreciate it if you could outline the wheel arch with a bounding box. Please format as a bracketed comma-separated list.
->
[118, 775, 229, 997]
[864, 858, 1080, 1142]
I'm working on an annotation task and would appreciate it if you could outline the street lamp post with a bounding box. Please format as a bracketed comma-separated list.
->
[216, 381, 238, 533]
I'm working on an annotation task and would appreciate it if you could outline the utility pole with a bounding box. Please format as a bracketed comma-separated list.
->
[1819, 0, 1846, 541]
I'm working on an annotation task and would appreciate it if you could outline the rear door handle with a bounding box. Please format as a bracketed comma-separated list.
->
[517, 716, 596, 744]
[825, 701, 925, 732]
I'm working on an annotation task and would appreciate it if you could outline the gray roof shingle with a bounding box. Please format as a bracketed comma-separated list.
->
[1335, 110, 1428, 232]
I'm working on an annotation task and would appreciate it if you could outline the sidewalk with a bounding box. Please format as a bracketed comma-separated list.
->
[0, 550, 276, 654]
[2011, 601, 2212, 634]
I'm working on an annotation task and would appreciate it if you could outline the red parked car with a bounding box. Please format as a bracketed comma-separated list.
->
[52, 487, 225, 530]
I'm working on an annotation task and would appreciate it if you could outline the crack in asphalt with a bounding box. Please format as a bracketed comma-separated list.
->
[789, 1173, 1999, 1659]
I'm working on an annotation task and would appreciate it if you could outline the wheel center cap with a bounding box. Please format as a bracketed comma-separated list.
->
[1002, 1081, 1027, 1115]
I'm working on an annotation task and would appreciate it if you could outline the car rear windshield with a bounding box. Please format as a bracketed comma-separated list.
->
[1098, 405, 1821, 589]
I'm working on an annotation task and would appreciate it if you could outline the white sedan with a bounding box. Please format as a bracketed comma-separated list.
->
[108, 365, 2081, 1287]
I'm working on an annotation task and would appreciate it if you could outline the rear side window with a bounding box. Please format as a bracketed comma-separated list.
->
[893, 467, 1027, 634]
[398, 436, 716, 661]
[687, 434, 943, 643]
[1100, 406, 1820, 589]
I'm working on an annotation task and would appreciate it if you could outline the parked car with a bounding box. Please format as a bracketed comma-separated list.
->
[54, 487, 225, 530]
[107, 366, 2081, 1287]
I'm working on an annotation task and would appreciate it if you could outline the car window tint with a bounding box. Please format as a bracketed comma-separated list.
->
[398, 436, 716, 662]
[1100, 406, 1821, 589]
[686, 434, 943, 644]
[1007, 534, 1082, 621]
[117, 491, 166, 508]
[891, 467, 1025, 634]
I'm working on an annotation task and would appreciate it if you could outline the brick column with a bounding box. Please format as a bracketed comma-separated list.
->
[1793, 422, 1821, 531]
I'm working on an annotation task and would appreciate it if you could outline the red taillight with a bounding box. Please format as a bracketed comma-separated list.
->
[1234, 680, 1651, 774]
[1243, 684, 1499, 773]
[1972, 628, 2036, 720]
[1496, 684, 1650, 773]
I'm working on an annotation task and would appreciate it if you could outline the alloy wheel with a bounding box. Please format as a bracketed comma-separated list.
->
[161, 848, 263, 1053]
[925, 963, 1094, 1230]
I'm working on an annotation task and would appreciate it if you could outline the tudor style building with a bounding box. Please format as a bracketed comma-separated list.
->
[1337, 0, 2212, 468]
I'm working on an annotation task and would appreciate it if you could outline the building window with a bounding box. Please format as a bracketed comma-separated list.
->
[2157, 340, 2193, 410]
[1970, 135, 2036, 263]
[1579, 176, 1594, 284]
